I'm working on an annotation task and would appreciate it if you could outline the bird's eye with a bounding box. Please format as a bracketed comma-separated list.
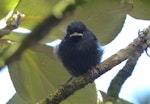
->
[78, 30, 84, 34]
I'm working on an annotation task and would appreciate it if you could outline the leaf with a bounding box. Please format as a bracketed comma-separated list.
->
[0, 39, 14, 68]
[42, 0, 132, 45]
[14, 0, 71, 29]
[129, 0, 150, 20]
[4, 0, 132, 45]
[8, 44, 97, 104]
[0, 0, 20, 19]
[7, 93, 27, 104]
[6, 0, 150, 45]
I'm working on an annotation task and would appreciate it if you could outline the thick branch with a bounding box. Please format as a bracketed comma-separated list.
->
[0, 3, 74, 70]
[37, 27, 150, 104]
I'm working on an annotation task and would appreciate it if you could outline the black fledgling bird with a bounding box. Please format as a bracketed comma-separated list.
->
[55, 21, 103, 77]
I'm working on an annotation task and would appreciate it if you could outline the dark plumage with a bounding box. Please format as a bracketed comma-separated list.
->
[55, 21, 103, 77]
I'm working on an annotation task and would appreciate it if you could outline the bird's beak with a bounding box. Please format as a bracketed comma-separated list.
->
[70, 32, 83, 37]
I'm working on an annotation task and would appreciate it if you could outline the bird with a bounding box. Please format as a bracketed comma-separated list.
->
[55, 21, 103, 77]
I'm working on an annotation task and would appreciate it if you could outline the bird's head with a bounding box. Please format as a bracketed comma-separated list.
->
[66, 21, 87, 39]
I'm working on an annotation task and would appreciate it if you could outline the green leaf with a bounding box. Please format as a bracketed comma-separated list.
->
[8, 0, 132, 45]
[8, 44, 97, 104]
[39, 0, 133, 45]
[7, 93, 27, 104]
[0, 39, 14, 68]
[6, 0, 150, 45]
[129, 0, 150, 20]
[14, 0, 60, 29]
[0, 0, 20, 19]
[52, 0, 75, 18]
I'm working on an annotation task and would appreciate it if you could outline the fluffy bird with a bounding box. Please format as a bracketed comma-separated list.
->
[55, 21, 103, 77]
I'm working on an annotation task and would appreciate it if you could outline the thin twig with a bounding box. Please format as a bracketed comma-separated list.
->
[106, 47, 143, 102]
[0, 11, 25, 38]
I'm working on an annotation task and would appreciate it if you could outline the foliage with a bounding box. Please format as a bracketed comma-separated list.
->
[0, 0, 150, 104]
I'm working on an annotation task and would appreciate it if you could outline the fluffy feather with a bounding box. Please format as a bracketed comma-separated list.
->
[55, 21, 103, 77]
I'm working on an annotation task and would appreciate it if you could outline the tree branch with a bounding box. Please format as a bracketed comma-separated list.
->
[37, 26, 150, 104]
[106, 44, 143, 102]
[0, 3, 75, 70]
[0, 11, 24, 38]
